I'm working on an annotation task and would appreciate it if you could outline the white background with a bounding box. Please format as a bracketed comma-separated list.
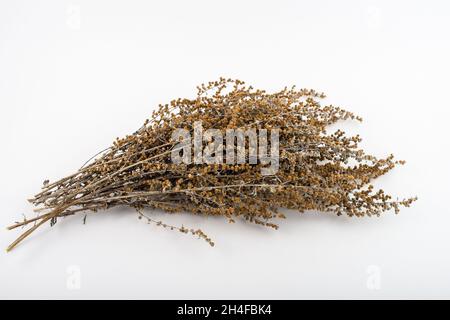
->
[1, 0, 449, 299]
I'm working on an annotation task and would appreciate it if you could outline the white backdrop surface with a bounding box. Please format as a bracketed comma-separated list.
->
[0, 0, 449, 299]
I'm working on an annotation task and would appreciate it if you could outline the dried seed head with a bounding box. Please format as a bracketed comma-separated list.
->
[7, 78, 416, 251]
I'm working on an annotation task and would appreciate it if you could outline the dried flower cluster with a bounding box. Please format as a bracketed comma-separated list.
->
[7, 78, 416, 251]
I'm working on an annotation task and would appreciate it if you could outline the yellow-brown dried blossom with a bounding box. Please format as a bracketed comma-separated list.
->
[7, 78, 416, 251]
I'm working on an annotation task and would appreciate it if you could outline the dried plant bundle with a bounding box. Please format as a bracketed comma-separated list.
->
[7, 78, 416, 251]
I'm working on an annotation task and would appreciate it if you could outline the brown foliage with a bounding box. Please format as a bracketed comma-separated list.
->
[6, 78, 416, 251]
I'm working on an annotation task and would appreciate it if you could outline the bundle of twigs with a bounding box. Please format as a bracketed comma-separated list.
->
[7, 78, 416, 251]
